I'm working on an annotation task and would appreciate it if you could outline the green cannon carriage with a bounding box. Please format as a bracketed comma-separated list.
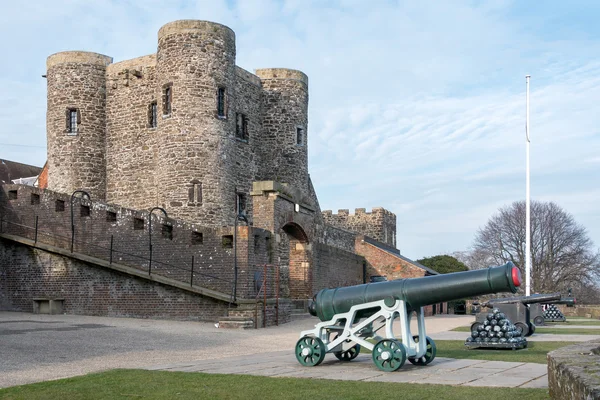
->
[473, 293, 562, 336]
[296, 262, 521, 372]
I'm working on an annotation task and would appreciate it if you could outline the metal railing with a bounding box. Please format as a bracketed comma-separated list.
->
[0, 215, 231, 291]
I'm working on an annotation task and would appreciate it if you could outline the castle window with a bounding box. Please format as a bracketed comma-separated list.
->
[188, 181, 202, 205]
[161, 224, 173, 240]
[80, 205, 90, 217]
[30, 193, 40, 205]
[217, 87, 226, 118]
[106, 211, 117, 222]
[149, 101, 158, 128]
[236, 113, 249, 141]
[8, 190, 17, 200]
[296, 127, 304, 145]
[191, 231, 203, 245]
[254, 235, 260, 254]
[66, 108, 80, 135]
[55, 199, 65, 212]
[162, 84, 172, 116]
[236, 193, 246, 214]
[133, 217, 144, 230]
[222, 235, 233, 249]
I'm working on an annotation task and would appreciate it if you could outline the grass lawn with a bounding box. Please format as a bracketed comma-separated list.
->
[0, 369, 549, 400]
[434, 340, 570, 364]
[557, 319, 600, 326]
[452, 326, 600, 335]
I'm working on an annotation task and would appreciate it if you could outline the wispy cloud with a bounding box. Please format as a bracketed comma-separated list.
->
[1, 0, 598, 258]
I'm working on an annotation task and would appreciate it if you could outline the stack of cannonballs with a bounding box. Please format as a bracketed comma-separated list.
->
[465, 308, 527, 349]
[543, 304, 566, 322]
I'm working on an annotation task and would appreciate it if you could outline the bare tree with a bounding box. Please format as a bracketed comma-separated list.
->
[470, 200, 600, 299]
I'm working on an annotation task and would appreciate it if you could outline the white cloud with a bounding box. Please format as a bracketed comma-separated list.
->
[1, 0, 599, 258]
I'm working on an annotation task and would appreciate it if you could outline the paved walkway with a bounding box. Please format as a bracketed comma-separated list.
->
[147, 350, 548, 388]
[3, 311, 596, 390]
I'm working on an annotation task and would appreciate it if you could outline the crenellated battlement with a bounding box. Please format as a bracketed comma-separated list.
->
[322, 207, 397, 248]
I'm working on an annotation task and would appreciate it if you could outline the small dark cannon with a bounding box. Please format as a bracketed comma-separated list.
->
[296, 262, 521, 372]
[530, 296, 576, 325]
[473, 292, 561, 336]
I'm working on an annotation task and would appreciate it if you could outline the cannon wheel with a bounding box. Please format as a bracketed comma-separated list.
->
[470, 322, 481, 332]
[331, 333, 361, 361]
[533, 315, 545, 326]
[295, 336, 326, 367]
[408, 336, 437, 366]
[515, 322, 529, 337]
[526, 322, 536, 336]
[372, 339, 406, 371]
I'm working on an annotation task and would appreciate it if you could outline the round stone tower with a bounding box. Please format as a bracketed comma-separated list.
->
[46, 51, 112, 199]
[255, 68, 309, 194]
[156, 20, 238, 225]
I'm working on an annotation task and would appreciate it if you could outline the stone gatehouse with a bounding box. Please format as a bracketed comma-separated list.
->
[0, 19, 438, 325]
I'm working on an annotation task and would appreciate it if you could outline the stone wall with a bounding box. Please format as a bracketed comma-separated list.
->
[547, 340, 600, 399]
[0, 238, 229, 321]
[46, 51, 112, 200]
[323, 207, 397, 248]
[0, 184, 259, 298]
[105, 54, 159, 210]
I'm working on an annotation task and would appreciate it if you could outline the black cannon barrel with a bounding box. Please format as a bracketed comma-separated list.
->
[548, 297, 576, 306]
[309, 262, 521, 321]
[486, 292, 561, 306]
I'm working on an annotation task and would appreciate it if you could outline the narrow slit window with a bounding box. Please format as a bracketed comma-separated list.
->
[217, 87, 226, 118]
[8, 190, 17, 200]
[149, 102, 158, 128]
[66, 108, 79, 134]
[30, 193, 40, 205]
[254, 235, 260, 254]
[188, 181, 202, 205]
[296, 127, 304, 145]
[163, 84, 172, 116]
[236, 193, 246, 214]
[236, 113, 248, 141]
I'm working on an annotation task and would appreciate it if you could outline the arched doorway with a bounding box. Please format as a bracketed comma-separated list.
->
[280, 222, 312, 299]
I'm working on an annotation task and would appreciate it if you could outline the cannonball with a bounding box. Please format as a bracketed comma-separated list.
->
[490, 319, 498, 326]
[487, 313, 495, 321]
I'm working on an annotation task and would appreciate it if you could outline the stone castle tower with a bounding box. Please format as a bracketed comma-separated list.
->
[46, 20, 309, 227]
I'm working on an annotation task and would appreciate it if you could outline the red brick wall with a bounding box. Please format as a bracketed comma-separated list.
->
[355, 236, 425, 280]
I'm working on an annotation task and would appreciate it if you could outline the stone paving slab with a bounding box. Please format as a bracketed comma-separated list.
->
[147, 351, 549, 388]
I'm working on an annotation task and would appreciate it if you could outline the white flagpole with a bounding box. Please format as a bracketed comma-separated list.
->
[525, 75, 531, 296]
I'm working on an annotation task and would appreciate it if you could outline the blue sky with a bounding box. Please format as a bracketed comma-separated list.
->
[0, 0, 598, 260]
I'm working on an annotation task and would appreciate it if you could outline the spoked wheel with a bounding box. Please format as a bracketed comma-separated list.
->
[408, 335, 436, 366]
[332, 333, 361, 361]
[372, 339, 406, 372]
[295, 336, 326, 367]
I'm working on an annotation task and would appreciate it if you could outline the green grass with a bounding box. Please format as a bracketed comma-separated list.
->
[452, 326, 600, 335]
[434, 340, 570, 364]
[0, 369, 549, 400]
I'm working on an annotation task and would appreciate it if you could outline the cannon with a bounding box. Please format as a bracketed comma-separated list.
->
[296, 262, 521, 372]
[530, 296, 576, 325]
[473, 292, 561, 336]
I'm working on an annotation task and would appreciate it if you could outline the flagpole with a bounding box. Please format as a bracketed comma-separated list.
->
[525, 75, 531, 296]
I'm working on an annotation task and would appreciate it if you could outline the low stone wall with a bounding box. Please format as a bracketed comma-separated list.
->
[559, 305, 600, 319]
[547, 340, 600, 399]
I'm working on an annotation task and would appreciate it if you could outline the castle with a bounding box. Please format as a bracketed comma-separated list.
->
[0, 20, 439, 326]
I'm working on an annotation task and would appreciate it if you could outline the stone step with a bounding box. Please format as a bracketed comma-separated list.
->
[218, 317, 255, 330]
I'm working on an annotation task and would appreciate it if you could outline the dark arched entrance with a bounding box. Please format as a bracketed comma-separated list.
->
[281, 222, 312, 299]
